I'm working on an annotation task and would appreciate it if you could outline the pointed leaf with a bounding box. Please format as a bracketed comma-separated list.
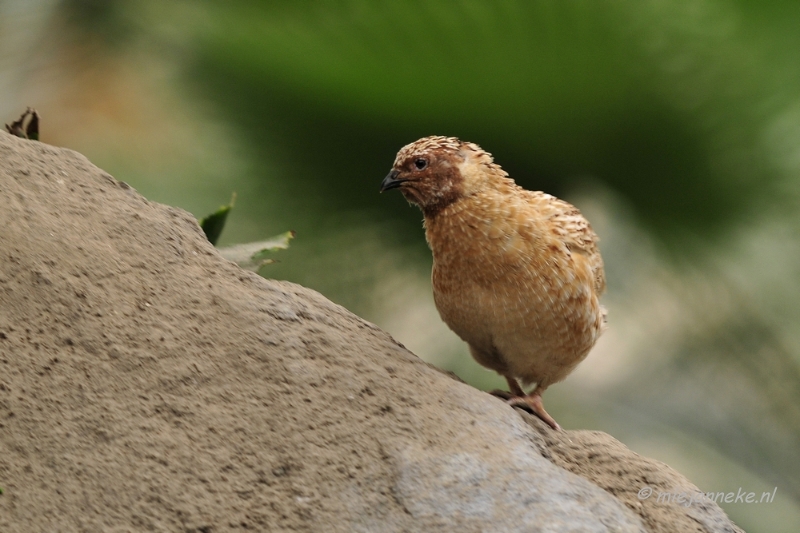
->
[199, 193, 236, 246]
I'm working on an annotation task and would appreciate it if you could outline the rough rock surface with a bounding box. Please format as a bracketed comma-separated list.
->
[0, 132, 743, 532]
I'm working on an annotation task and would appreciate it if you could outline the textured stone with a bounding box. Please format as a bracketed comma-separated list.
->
[0, 132, 740, 532]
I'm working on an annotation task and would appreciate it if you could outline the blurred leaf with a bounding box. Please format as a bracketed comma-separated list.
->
[199, 193, 236, 246]
[5, 108, 39, 140]
[25, 109, 39, 141]
[217, 230, 295, 271]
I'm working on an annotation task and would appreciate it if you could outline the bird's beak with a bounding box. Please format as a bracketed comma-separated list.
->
[380, 169, 405, 192]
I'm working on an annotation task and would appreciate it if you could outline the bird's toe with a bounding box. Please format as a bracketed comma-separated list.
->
[507, 395, 561, 431]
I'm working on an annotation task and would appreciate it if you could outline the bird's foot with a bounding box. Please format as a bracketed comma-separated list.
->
[508, 393, 561, 431]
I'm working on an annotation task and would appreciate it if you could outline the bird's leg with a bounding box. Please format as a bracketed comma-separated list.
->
[505, 377, 525, 397]
[508, 385, 561, 431]
[488, 376, 526, 401]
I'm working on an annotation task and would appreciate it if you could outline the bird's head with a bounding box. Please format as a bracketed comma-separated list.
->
[380, 136, 507, 217]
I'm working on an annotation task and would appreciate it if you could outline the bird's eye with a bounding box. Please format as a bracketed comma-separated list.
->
[414, 158, 427, 170]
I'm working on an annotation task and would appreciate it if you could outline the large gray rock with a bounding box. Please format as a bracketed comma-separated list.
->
[0, 131, 742, 532]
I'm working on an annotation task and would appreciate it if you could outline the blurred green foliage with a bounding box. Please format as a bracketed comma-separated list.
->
[61, 0, 798, 249]
[184, 0, 791, 253]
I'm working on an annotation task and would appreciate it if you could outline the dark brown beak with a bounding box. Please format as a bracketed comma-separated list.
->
[380, 169, 405, 192]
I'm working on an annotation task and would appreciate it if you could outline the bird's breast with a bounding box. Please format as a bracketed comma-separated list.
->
[424, 199, 603, 364]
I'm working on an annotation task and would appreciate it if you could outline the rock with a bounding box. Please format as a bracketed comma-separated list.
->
[0, 132, 743, 532]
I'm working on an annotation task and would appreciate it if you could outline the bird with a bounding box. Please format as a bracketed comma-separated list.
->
[380, 136, 606, 430]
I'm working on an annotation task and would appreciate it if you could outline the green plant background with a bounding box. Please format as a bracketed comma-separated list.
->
[2, 1, 800, 530]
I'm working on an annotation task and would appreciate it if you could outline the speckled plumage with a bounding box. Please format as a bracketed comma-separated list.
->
[381, 136, 607, 430]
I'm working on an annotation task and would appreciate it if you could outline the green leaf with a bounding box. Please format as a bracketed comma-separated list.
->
[217, 230, 295, 271]
[199, 193, 236, 246]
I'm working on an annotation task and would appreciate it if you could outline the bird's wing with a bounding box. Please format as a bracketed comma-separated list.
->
[525, 191, 606, 295]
